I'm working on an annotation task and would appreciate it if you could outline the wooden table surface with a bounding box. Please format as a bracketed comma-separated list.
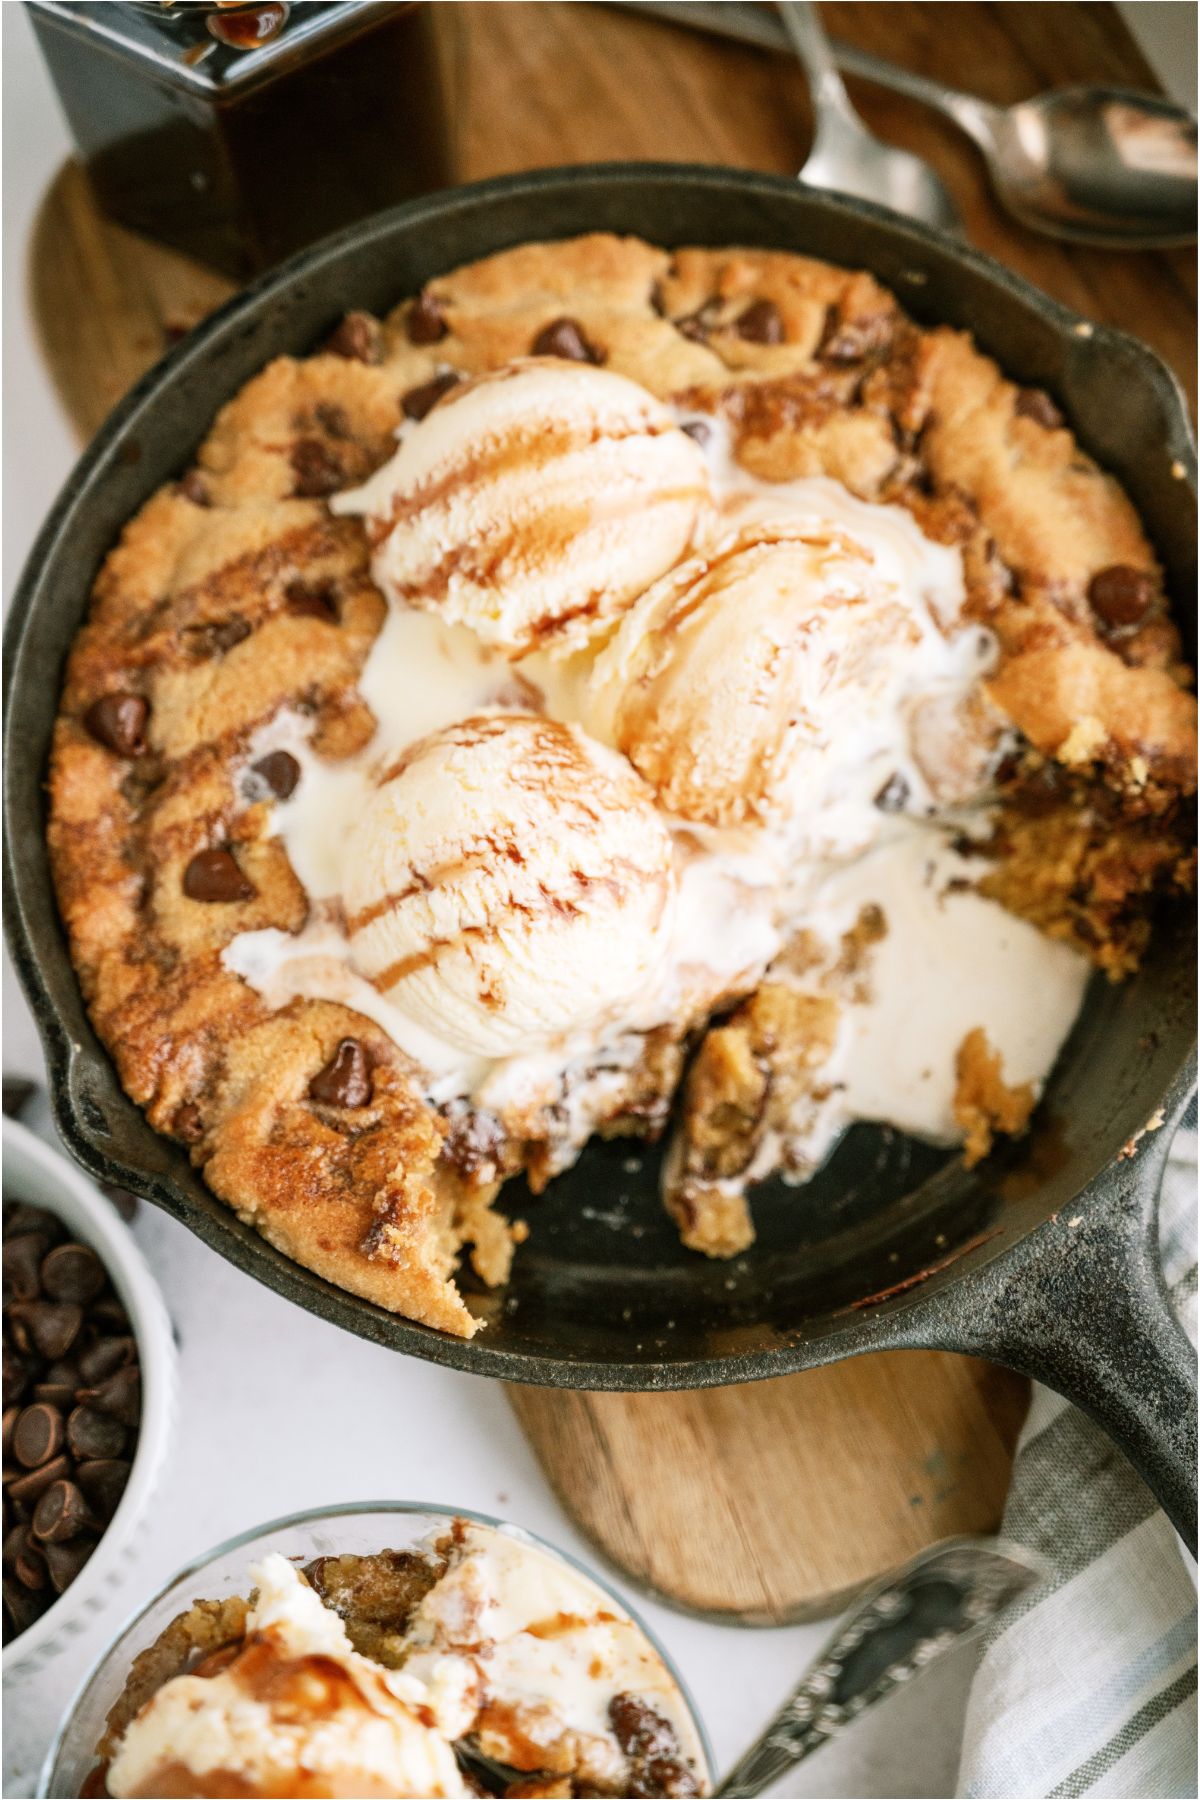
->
[28, 0, 1194, 1622]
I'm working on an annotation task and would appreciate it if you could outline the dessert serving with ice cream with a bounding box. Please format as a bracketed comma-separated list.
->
[47, 233, 1197, 1334]
[83, 1520, 707, 1798]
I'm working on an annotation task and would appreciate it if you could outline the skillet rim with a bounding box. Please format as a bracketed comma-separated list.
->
[4, 160, 1196, 1389]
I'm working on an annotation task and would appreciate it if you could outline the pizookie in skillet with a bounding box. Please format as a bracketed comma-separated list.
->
[47, 233, 1196, 1338]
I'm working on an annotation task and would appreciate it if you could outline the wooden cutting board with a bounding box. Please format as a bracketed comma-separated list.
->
[28, 1, 1192, 1622]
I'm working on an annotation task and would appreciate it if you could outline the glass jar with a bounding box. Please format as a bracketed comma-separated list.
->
[28, 2, 454, 278]
[39, 1500, 715, 1799]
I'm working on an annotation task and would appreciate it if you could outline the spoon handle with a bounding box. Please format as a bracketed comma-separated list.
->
[833, 40, 1001, 147]
[713, 1537, 1045, 1799]
[776, 1, 862, 128]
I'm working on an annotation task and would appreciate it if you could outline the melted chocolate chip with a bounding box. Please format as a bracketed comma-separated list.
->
[83, 693, 148, 758]
[252, 751, 301, 801]
[408, 289, 448, 345]
[182, 849, 255, 904]
[1088, 564, 1155, 629]
[325, 311, 383, 364]
[874, 772, 911, 814]
[1015, 387, 1064, 430]
[173, 1102, 204, 1144]
[177, 469, 211, 507]
[186, 616, 251, 659]
[285, 579, 338, 622]
[735, 298, 785, 344]
[530, 317, 602, 363]
[291, 437, 344, 498]
[677, 313, 711, 343]
[309, 1039, 373, 1108]
[402, 370, 461, 421]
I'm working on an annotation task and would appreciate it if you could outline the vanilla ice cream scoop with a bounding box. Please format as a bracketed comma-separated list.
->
[344, 714, 676, 1058]
[105, 1556, 468, 1799]
[335, 360, 711, 657]
[586, 500, 992, 842]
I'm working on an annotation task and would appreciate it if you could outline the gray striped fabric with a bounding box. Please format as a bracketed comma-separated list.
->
[957, 1105, 1198, 1800]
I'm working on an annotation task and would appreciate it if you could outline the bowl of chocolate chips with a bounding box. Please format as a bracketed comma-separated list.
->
[3, 1117, 175, 1672]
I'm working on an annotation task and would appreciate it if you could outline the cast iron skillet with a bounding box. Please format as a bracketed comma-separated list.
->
[5, 166, 1196, 1543]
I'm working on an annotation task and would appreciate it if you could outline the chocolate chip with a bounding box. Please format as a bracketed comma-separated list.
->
[83, 693, 148, 758]
[173, 1102, 204, 1145]
[183, 848, 255, 903]
[4, 1206, 62, 1241]
[402, 370, 461, 421]
[680, 419, 711, 446]
[32, 1479, 91, 1544]
[291, 437, 344, 498]
[178, 468, 211, 506]
[285, 579, 338, 622]
[1, 1410, 15, 1460]
[677, 314, 711, 343]
[12, 1405, 65, 1469]
[646, 1756, 700, 1796]
[408, 288, 449, 345]
[31, 1381, 76, 1411]
[735, 298, 784, 344]
[40, 1244, 106, 1306]
[5, 1233, 50, 1304]
[3, 1573, 44, 1633]
[874, 772, 911, 813]
[14, 1534, 47, 1590]
[7, 1453, 72, 1509]
[1015, 387, 1064, 430]
[531, 317, 602, 363]
[66, 1406, 126, 1461]
[185, 616, 251, 659]
[251, 750, 301, 801]
[2, 1078, 35, 1120]
[326, 310, 384, 363]
[88, 1296, 130, 1334]
[75, 1459, 130, 1520]
[44, 1535, 96, 1594]
[610, 1694, 677, 1761]
[77, 1338, 135, 1387]
[2, 1521, 26, 1567]
[1088, 564, 1155, 629]
[2, 1347, 29, 1409]
[314, 401, 351, 440]
[7, 1302, 83, 1363]
[309, 1039, 373, 1108]
[78, 1365, 139, 1427]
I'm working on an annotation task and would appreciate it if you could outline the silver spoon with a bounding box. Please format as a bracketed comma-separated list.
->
[777, 0, 963, 235]
[831, 39, 1198, 248]
[716, 1535, 1045, 1797]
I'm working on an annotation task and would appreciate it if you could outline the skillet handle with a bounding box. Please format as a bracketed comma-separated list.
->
[915, 1101, 1197, 1552]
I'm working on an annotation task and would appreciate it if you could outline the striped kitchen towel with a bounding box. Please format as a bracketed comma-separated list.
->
[957, 1104, 1198, 1800]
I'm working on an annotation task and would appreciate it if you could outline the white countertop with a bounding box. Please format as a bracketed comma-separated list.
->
[7, 3, 1182, 1793]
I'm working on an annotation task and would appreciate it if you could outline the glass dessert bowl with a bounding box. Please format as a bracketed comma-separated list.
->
[40, 1501, 713, 1799]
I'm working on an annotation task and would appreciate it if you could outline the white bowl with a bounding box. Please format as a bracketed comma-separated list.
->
[40, 1501, 715, 1798]
[2, 1117, 177, 1676]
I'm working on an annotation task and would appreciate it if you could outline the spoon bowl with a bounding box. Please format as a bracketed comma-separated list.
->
[989, 85, 1198, 247]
